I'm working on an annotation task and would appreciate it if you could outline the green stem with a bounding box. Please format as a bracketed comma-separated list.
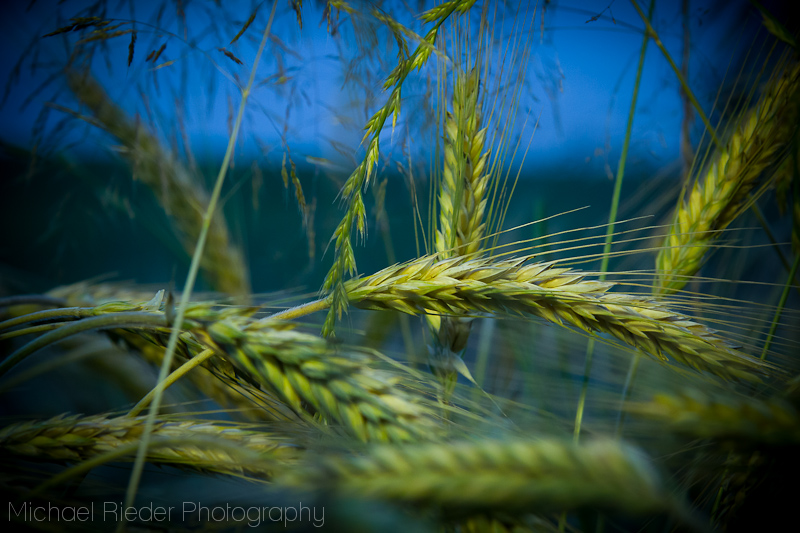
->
[0, 307, 89, 332]
[266, 297, 331, 322]
[573, 343, 594, 444]
[121, 3, 279, 527]
[574, 0, 654, 446]
[761, 253, 800, 360]
[472, 317, 495, 402]
[127, 348, 216, 417]
[0, 322, 63, 341]
[751, 201, 791, 270]
[614, 355, 641, 437]
[629, 0, 722, 150]
[750, 202, 800, 296]
[599, 2, 651, 279]
[0, 312, 167, 379]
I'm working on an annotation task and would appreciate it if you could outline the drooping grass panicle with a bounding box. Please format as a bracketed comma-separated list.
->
[322, 0, 479, 338]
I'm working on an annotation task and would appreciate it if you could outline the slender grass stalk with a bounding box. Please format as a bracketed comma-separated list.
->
[0, 307, 88, 332]
[473, 317, 495, 392]
[0, 312, 168, 379]
[127, 348, 216, 417]
[269, 298, 331, 321]
[614, 355, 641, 437]
[629, 0, 721, 150]
[573, 346, 594, 446]
[0, 323, 62, 341]
[121, 5, 278, 525]
[747, 202, 800, 296]
[573, 0, 653, 446]
[761, 254, 800, 360]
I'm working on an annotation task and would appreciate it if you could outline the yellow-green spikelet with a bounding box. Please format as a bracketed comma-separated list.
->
[346, 254, 771, 382]
[0, 414, 298, 477]
[428, 69, 492, 394]
[656, 62, 800, 293]
[200, 319, 440, 443]
[435, 69, 491, 259]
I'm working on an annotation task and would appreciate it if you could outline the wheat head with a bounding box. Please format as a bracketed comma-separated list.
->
[345, 254, 770, 381]
[435, 69, 491, 259]
[0, 414, 298, 478]
[285, 437, 676, 517]
[198, 318, 441, 443]
[628, 391, 800, 446]
[428, 68, 492, 394]
[44, 283, 293, 421]
[656, 63, 800, 293]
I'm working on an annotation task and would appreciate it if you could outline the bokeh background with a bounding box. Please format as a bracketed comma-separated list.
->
[0, 0, 795, 295]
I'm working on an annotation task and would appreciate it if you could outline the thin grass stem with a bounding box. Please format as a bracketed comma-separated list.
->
[761, 253, 800, 360]
[0, 322, 62, 341]
[0, 312, 167, 379]
[0, 307, 87, 332]
[267, 297, 331, 322]
[121, 4, 279, 526]
[127, 349, 217, 417]
[574, 0, 653, 447]
[629, 0, 721, 150]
